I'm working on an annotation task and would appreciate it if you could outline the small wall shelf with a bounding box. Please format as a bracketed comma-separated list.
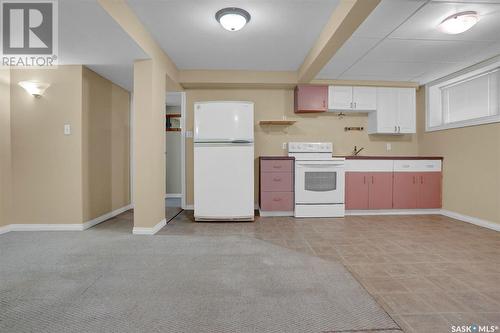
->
[166, 113, 181, 132]
[259, 120, 296, 125]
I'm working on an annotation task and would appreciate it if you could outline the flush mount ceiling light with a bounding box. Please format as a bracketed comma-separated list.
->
[438, 11, 479, 34]
[215, 7, 251, 31]
[18, 81, 50, 98]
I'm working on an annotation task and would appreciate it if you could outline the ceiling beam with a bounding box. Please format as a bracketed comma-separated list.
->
[297, 0, 381, 83]
[179, 70, 298, 89]
[311, 79, 419, 89]
[97, 0, 182, 91]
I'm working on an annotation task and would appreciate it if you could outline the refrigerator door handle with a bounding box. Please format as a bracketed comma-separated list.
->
[231, 139, 253, 144]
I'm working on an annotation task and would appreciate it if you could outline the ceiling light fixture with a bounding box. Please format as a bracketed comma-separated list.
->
[18, 81, 50, 98]
[215, 7, 251, 32]
[438, 11, 479, 34]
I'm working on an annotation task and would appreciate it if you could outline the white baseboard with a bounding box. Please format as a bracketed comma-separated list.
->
[132, 218, 166, 235]
[441, 209, 500, 232]
[0, 204, 133, 235]
[165, 193, 182, 198]
[259, 210, 293, 217]
[9, 224, 85, 231]
[82, 204, 133, 230]
[183, 204, 194, 210]
[0, 225, 12, 235]
[346, 209, 441, 216]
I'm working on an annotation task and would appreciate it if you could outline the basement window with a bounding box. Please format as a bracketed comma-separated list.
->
[426, 60, 500, 131]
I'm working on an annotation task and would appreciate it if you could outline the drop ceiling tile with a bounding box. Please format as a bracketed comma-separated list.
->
[128, 0, 339, 71]
[390, 2, 500, 41]
[338, 73, 416, 81]
[352, 0, 427, 38]
[316, 37, 380, 79]
[366, 38, 492, 63]
[413, 41, 500, 84]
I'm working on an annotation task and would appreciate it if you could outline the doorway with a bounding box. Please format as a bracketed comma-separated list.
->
[165, 92, 186, 221]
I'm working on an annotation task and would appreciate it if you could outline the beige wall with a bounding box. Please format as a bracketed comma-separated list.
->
[185, 88, 419, 204]
[10, 66, 84, 224]
[82, 67, 131, 221]
[132, 60, 166, 228]
[0, 69, 11, 227]
[417, 89, 500, 227]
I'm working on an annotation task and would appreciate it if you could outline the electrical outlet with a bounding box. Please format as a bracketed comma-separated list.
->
[64, 124, 71, 135]
[282, 142, 287, 150]
[386, 143, 392, 151]
[185, 130, 193, 138]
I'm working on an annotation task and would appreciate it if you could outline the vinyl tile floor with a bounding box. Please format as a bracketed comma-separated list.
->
[153, 211, 500, 333]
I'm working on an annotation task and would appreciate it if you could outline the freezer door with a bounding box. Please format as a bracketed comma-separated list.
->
[194, 101, 254, 142]
[194, 143, 254, 220]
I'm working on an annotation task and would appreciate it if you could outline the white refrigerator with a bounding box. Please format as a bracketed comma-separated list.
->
[194, 101, 254, 221]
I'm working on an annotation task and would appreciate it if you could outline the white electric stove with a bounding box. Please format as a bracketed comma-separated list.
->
[288, 142, 345, 217]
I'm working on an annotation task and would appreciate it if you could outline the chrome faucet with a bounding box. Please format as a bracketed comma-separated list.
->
[353, 146, 364, 156]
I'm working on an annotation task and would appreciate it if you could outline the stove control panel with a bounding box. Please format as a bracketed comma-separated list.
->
[288, 142, 333, 153]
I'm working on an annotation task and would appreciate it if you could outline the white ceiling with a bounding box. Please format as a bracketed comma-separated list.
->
[59, 0, 147, 91]
[127, 0, 339, 71]
[317, 0, 500, 84]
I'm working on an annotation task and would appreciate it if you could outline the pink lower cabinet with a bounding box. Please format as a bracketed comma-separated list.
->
[417, 172, 442, 208]
[368, 173, 394, 209]
[260, 192, 293, 211]
[345, 173, 369, 209]
[393, 172, 442, 209]
[393, 173, 418, 209]
[345, 172, 393, 209]
[259, 157, 294, 216]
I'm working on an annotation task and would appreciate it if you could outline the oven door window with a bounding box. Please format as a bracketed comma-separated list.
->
[304, 171, 337, 192]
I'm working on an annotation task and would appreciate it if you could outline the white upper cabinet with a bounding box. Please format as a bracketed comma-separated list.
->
[352, 87, 377, 110]
[328, 86, 352, 110]
[367, 88, 416, 134]
[328, 86, 376, 111]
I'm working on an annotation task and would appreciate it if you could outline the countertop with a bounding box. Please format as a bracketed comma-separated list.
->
[336, 156, 443, 160]
[260, 156, 295, 160]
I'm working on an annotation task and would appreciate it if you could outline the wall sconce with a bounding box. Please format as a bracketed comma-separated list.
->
[18, 81, 50, 98]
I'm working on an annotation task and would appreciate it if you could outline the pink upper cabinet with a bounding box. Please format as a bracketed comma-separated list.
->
[294, 85, 328, 113]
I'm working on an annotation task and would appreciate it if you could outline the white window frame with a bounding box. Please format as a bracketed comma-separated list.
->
[425, 57, 500, 132]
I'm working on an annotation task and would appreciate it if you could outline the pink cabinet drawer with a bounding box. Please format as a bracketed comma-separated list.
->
[260, 192, 293, 211]
[261, 172, 293, 192]
[260, 160, 293, 173]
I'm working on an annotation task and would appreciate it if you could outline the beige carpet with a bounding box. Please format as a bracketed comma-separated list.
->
[0, 221, 399, 332]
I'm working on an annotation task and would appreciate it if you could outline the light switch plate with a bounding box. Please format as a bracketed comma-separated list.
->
[282, 142, 287, 150]
[64, 124, 71, 135]
[386, 143, 392, 151]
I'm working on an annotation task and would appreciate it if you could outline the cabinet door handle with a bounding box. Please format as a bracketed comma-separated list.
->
[273, 197, 282, 202]
[420, 176, 423, 184]
[350, 102, 353, 109]
[323, 100, 326, 107]
[354, 102, 357, 109]
[371, 176, 374, 184]
[398, 126, 401, 133]
[273, 178, 281, 182]
[413, 176, 416, 184]
[395, 126, 397, 133]
[363, 176, 366, 184]
[273, 165, 282, 169]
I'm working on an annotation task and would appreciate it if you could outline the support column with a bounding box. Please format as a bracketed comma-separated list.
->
[0, 68, 11, 228]
[132, 59, 166, 234]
